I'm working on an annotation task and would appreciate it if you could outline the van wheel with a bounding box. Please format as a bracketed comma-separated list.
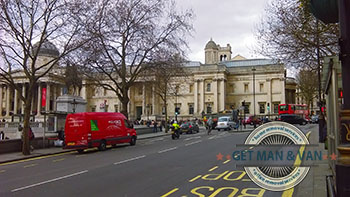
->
[77, 149, 84, 154]
[130, 136, 136, 146]
[98, 140, 107, 151]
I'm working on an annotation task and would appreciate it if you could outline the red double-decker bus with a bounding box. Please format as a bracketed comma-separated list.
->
[278, 104, 310, 120]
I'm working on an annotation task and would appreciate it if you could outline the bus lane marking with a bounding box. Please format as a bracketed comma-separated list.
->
[208, 166, 218, 172]
[53, 158, 65, 162]
[223, 160, 230, 164]
[158, 147, 177, 153]
[189, 175, 202, 183]
[161, 188, 179, 197]
[12, 170, 88, 192]
[185, 140, 202, 146]
[23, 163, 37, 168]
[114, 155, 146, 165]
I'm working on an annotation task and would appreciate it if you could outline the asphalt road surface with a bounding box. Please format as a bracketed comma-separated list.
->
[0, 124, 319, 197]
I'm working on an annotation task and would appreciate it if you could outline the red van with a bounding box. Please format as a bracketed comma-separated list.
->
[64, 112, 137, 153]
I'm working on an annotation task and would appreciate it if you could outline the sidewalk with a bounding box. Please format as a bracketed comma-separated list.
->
[0, 131, 169, 165]
[295, 129, 332, 197]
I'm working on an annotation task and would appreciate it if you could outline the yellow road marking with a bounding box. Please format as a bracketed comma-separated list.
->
[282, 188, 294, 197]
[189, 175, 201, 182]
[0, 151, 74, 167]
[281, 131, 311, 196]
[234, 155, 238, 158]
[53, 158, 65, 162]
[223, 160, 230, 164]
[0, 170, 6, 173]
[242, 179, 252, 181]
[24, 163, 37, 168]
[249, 146, 254, 149]
[209, 166, 218, 172]
[161, 188, 179, 197]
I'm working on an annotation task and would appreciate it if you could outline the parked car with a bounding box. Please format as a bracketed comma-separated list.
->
[216, 116, 235, 131]
[243, 116, 262, 125]
[64, 112, 137, 153]
[180, 122, 199, 134]
[311, 115, 319, 124]
[278, 114, 307, 125]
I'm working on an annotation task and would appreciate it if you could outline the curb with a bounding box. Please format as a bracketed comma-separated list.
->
[0, 133, 169, 165]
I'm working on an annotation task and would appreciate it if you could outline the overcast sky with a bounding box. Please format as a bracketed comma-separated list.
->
[177, 0, 271, 63]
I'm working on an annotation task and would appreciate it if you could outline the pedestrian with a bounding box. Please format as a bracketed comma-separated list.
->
[207, 117, 213, 135]
[159, 121, 163, 132]
[153, 121, 158, 133]
[28, 127, 35, 151]
[0, 131, 5, 140]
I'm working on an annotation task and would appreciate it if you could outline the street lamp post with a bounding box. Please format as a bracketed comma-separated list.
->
[252, 68, 256, 128]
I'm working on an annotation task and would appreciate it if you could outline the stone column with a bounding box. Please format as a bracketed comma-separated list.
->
[0, 85, 3, 116]
[152, 84, 155, 115]
[213, 78, 218, 113]
[266, 79, 272, 114]
[53, 85, 57, 111]
[219, 78, 226, 111]
[127, 88, 131, 114]
[37, 83, 41, 116]
[21, 84, 26, 114]
[5, 86, 10, 117]
[281, 78, 286, 104]
[200, 79, 205, 113]
[142, 84, 146, 115]
[14, 86, 18, 114]
[46, 83, 50, 112]
[193, 80, 198, 115]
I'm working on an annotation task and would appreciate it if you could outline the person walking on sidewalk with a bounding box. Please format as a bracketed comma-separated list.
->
[0, 131, 5, 140]
[153, 121, 158, 133]
[207, 117, 213, 135]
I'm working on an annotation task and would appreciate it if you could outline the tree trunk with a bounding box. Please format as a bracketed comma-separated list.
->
[120, 87, 130, 119]
[164, 99, 168, 132]
[22, 88, 33, 155]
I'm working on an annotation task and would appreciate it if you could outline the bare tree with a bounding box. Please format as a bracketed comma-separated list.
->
[0, 0, 86, 155]
[254, 0, 339, 70]
[296, 69, 318, 111]
[147, 53, 186, 131]
[75, 0, 193, 118]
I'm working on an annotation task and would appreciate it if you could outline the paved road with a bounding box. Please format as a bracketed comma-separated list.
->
[0, 124, 318, 197]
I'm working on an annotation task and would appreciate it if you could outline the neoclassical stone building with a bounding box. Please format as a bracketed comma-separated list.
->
[0, 39, 295, 123]
[83, 39, 292, 121]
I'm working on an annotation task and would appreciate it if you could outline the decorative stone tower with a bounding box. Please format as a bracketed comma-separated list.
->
[205, 38, 219, 64]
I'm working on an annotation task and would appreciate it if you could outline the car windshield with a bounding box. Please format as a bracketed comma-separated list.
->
[218, 117, 228, 122]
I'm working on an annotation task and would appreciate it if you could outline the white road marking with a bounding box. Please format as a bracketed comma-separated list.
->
[158, 147, 178, 153]
[208, 136, 216, 140]
[11, 170, 88, 192]
[185, 140, 202, 146]
[114, 155, 146, 165]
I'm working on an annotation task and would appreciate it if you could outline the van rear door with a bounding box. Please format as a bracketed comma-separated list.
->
[65, 114, 88, 147]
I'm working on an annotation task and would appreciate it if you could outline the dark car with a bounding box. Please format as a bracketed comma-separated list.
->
[180, 122, 199, 134]
[278, 114, 307, 125]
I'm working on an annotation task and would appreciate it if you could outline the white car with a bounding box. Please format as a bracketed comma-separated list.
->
[216, 116, 235, 131]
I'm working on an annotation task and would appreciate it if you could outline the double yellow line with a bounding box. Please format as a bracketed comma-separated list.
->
[282, 131, 311, 197]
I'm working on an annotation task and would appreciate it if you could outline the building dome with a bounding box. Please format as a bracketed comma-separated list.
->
[32, 40, 60, 57]
[205, 39, 218, 50]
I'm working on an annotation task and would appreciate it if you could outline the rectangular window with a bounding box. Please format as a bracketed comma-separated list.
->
[206, 103, 212, 114]
[114, 105, 119, 112]
[91, 105, 96, 112]
[162, 106, 166, 115]
[259, 103, 265, 114]
[189, 85, 193, 93]
[188, 104, 194, 114]
[244, 102, 250, 114]
[244, 84, 248, 93]
[259, 83, 264, 92]
[206, 83, 211, 92]
[273, 103, 280, 114]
